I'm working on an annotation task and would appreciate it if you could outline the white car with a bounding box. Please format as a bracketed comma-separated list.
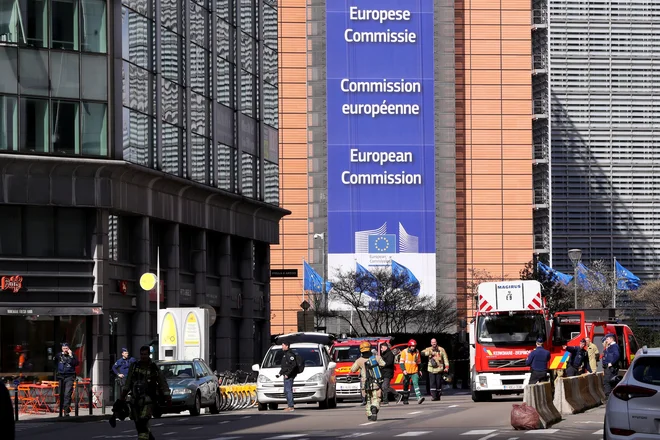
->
[604, 346, 660, 440]
[252, 336, 338, 410]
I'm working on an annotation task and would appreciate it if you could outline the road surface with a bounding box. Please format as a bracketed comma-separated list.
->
[16, 392, 606, 440]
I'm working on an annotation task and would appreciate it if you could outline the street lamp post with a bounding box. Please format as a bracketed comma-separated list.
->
[568, 248, 582, 310]
[313, 233, 328, 330]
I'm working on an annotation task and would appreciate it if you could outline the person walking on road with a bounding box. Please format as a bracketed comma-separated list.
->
[525, 337, 550, 384]
[277, 341, 299, 412]
[351, 341, 385, 421]
[55, 342, 79, 416]
[398, 339, 425, 404]
[379, 342, 401, 405]
[585, 337, 599, 373]
[422, 339, 449, 401]
[601, 334, 620, 400]
[113, 348, 137, 388]
[562, 339, 590, 376]
[118, 346, 171, 440]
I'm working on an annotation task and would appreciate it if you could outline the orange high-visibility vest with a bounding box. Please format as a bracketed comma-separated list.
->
[400, 349, 420, 374]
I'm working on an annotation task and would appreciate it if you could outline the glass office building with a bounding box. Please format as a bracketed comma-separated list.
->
[0, 0, 286, 399]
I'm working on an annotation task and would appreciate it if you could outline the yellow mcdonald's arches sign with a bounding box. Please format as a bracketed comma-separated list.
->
[161, 312, 177, 346]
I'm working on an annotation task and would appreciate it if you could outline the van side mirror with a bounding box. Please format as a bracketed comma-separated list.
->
[251, 364, 260, 372]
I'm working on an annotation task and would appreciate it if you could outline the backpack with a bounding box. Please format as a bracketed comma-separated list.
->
[295, 353, 305, 374]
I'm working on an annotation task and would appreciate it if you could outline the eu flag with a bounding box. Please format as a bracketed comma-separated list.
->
[368, 234, 396, 253]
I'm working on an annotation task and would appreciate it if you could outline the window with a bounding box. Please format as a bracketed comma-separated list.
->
[0, 205, 22, 255]
[122, 7, 149, 69]
[628, 333, 639, 357]
[81, 102, 106, 156]
[20, 98, 49, 152]
[264, 160, 278, 204]
[52, 100, 79, 154]
[331, 346, 360, 362]
[632, 357, 660, 386]
[23, 0, 48, 47]
[240, 70, 253, 117]
[0, 46, 18, 94]
[19, 49, 49, 96]
[161, 0, 179, 33]
[122, 107, 151, 166]
[25, 206, 55, 257]
[108, 214, 118, 260]
[217, 143, 232, 191]
[0, 95, 18, 151]
[80, 0, 106, 52]
[51, 52, 80, 98]
[161, 122, 181, 176]
[216, 57, 231, 107]
[241, 152, 255, 198]
[52, 0, 79, 50]
[261, 347, 322, 369]
[56, 208, 87, 257]
[190, 133, 207, 184]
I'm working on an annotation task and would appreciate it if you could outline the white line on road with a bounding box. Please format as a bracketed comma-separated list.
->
[407, 411, 423, 415]
[190, 426, 204, 430]
[162, 433, 176, 436]
[593, 430, 604, 435]
[219, 420, 230, 424]
[448, 405, 459, 408]
[122, 430, 133, 433]
[478, 434, 498, 440]
[360, 422, 377, 426]
[525, 430, 559, 434]
[241, 415, 251, 419]
[209, 437, 241, 440]
[396, 432, 432, 437]
[152, 423, 164, 427]
[507, 438, 519, 440]
[461, 430, 496, 436]
[339, 433, 374, 438]
[265, 435, 308, 439]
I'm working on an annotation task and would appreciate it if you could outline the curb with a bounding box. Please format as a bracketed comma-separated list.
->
[18, 414, 109, 424]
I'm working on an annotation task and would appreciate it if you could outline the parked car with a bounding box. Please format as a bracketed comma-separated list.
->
[155, 358, 220, 416]
[253, 332, 337, 410]
[604, 346, 660, 439]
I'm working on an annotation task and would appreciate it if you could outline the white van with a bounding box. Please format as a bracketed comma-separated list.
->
[252, 333, 337, 410]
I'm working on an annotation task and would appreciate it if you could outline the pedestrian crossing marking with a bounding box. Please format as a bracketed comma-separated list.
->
[462, 430, 497, 436]
[396, 432, 432, 437]
[525, 429, 559, 434]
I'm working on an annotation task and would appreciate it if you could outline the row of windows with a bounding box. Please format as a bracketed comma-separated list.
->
[0, 95, 107, 156]
[0, 0, 107, 53]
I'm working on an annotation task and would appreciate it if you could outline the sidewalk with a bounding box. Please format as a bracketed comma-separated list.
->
[16, 407, 109, 423]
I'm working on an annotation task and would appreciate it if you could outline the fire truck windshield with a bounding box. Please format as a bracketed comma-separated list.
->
[331, 346, 361, 362]
[477, 314, 546, 346]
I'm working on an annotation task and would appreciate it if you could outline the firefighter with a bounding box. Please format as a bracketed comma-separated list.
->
[398, 339, 425, 404]
[422, 338, 449, 401]
[118, 346, 171, 440]
[350, 341, 385, 421]
[584, 337, 599, 373]
[525, 337, 550, 384]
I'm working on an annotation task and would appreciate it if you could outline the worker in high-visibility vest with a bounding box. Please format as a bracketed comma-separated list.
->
[397, 339, 425, 405]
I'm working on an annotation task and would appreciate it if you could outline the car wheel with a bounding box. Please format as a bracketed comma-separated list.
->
[329, 393, 337, 409]
[257, 402, 267, 411]
[268, 403, 278, 410]
[210, 389, 221, 414]
[189, 393, 202, 416]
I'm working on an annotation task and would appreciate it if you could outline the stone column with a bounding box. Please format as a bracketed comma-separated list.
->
[132, 216, 151, 352]
[239, 239, 255, 369]
[194, 230, 207, 306]
[92, 209, 111, 403]
[260, 243, 271, 357]
[164, 223, 180, 308]
[215, 235, 233, 371]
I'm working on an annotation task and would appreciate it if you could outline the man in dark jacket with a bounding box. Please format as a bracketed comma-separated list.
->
[55, 342, 79, 416]
[379, 343, 401, 404]
[562, 339, 590, 376]
[0, 381, 14, 440]
[113, 348, 137, 388]
[525, 337, 550, 384]
[601, 333, 621, 399]
[277, 341, 298, 412]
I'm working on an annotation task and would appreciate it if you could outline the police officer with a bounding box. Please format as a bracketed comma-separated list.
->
[601, 333, 620, 399]
[54, 342, 79, 416]
[113, 348, 137, 387]
[119, 346, 170, 440]
[562, 338, 590, 376]
[351, 341, 385, 421]
[525, 337, 550, 384]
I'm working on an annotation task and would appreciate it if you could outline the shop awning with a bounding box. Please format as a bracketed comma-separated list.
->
[0, 304, 103, 316]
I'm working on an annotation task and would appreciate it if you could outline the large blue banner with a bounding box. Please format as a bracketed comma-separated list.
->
[326, 0, 436, 301]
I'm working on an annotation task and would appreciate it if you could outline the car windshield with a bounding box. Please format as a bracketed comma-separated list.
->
[158, 363, 195, 379]
[632, 357, 660, 387]
[331, 346, 360, 362]
[477, 313, 546, 346]
[262, 347, 323, 368]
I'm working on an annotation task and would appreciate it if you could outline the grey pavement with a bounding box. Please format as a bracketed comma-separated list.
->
[15, 393, 607, 440]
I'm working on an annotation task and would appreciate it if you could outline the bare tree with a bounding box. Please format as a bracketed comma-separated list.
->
[633, 280, 660, 317]
[578, 260, 616, 309]
[324, 267, 456, 335]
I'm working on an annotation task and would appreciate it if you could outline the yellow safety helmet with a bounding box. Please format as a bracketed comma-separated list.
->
[359, 341, 372, 353]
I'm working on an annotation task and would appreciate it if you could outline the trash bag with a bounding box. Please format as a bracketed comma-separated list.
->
[510, 402, 541, 430]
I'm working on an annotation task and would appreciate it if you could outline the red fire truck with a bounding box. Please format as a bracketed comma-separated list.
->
[329, 336, 392, 401]
[469, 280, 639, 402]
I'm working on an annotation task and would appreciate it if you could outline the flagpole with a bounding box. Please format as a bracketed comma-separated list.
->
[302, 258, 305, 302]
[612, 256, 617, 309]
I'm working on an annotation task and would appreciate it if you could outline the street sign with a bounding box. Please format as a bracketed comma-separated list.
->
[271, 269, 298, 278]
[300, 300, 310, 311]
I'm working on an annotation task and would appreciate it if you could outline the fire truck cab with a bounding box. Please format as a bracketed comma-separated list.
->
[329, 336, 392, 401]
[549, 311, 640, 371]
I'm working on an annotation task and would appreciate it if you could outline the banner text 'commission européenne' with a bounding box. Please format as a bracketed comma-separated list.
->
[341, 7, 422, 117]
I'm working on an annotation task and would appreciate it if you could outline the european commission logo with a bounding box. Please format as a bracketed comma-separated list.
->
[368, 234, 396, 253]
[355, 222, 419, 254]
